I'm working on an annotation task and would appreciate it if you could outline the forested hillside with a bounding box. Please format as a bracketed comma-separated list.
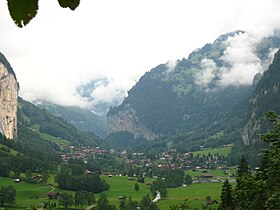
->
[0, 97, 109, 177]
[18, 98, 107, 147]
[228, 49, 280, 166]
[107, 31, 280, 151]
[37, 102, 107, 138]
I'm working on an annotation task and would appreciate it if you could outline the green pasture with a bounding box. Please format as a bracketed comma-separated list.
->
[186, 168, 237, 180]
[0, 176, 52, 208]
[30, 124, 70, 146]
[0, 174, 228, 209]
[99, 175, 155, 207]
[158, 183, 223, 210]
[0, 176, 75, 209]
[193, 145, 232, 157]
[0, 143, 17, 155]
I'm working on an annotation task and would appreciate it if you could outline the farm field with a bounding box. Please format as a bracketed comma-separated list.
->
[158, 183, 223, 209]
[0, 176, 52, 208]
[0, 176, 74, 209]
[186, 168, 237, 181]
[192, 146, 232, 157]
[99, 175, 155, 207]
[30, 124, 71, 146]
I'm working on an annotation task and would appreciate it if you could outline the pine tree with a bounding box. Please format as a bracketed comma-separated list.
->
[232, 112, 280, 209]
[236, 156, 250, 178]
[219, 179, 234, 210]
[134, 183, 139, 191]
[258, 111, 280, 209]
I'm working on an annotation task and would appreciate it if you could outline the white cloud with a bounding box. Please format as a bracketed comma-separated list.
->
[219, 32, 277, 86]
[196, 58, 218, 87]
[166, 60, 179, 72]
[89, 78, 128, 106]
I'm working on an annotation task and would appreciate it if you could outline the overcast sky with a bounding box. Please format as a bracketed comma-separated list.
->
[0, 0, 280, 109]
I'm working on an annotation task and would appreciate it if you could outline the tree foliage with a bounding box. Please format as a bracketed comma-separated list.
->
[95, 194, 116, 210]
[219, 179, 234, 210]
[236, 155, 250, 178]
[6, 0, 80, 28]
[59, 192, 73, 208]
[0, 186, 16, 207]
[222, 111, 280, 209]
[134, 183, 139, 192]
[55, 166, 109, 193]
[74, 191, 95, 208]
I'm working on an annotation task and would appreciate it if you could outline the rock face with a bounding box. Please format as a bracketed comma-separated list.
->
[242, 50, 280, 145]
[0, 63, 18, 139]
[242, 110, 261, 145]
[107, 104, 159, 140]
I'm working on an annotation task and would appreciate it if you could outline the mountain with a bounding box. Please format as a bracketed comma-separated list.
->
[18, 97, 107, 148]
[37, 102, 107, 138]
[107, 31, 280, 150]
[0, 52, 109, 174]
[242, 49, 280, 145]
[0, 52, 19, 139]
[226, 49, 280, 166]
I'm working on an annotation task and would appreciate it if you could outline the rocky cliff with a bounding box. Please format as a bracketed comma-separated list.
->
[242, 49, 280, 145]
[107, 103, 159, 140]
[0, 62, 18, 139]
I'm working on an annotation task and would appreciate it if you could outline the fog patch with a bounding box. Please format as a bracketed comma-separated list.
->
[165, 60, 178, 72]
[219, 32, 277, 86]
[195, 58, 218, 87]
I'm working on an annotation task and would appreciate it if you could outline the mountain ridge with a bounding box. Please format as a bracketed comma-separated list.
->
[107, 31, 280, 150]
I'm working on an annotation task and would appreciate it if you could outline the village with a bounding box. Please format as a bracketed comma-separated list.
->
[58, 144, 236, 184]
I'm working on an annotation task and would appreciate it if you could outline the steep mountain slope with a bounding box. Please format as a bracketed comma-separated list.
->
[37, 102, 107, 138]
[107, 31, 280, 150]
[242, 49, 280, 145]
[227, 50, 280, 166]
[0, 52, 108, 174]
[0, 53, 19, 139]
[18, 98, 107, 148]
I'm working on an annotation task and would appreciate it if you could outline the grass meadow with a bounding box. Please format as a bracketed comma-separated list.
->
[192, 146, 232, 157]
[0, 176, 52, 208]
[0, 173, 231, 209]
[158, 183, 223, 209]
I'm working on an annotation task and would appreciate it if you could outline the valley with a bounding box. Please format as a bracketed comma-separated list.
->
[1, 30, 280, 209]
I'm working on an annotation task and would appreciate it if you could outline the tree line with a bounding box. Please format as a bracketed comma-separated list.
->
[219, 111, 280, 209]
[55, 166, 109, 193]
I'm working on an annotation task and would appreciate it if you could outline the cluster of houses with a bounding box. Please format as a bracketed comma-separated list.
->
[122, 148, 228, 171]
[60, 146, 110, 163]
[58, 144, 235, 184]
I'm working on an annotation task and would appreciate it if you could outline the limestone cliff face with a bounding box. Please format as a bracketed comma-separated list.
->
[107, 104, 159, 140]
[0, 63, 18, 139]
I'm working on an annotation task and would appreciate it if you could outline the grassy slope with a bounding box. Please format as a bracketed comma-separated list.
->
[0, 143, 17, 155]
[193, 146, 232, 157]
[100, 176, 155, 208]
[158, 183, 223, 209]
[186, 168, 236, 180]
[0, 176, 52, 207]
[30, 124, 70, 146]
